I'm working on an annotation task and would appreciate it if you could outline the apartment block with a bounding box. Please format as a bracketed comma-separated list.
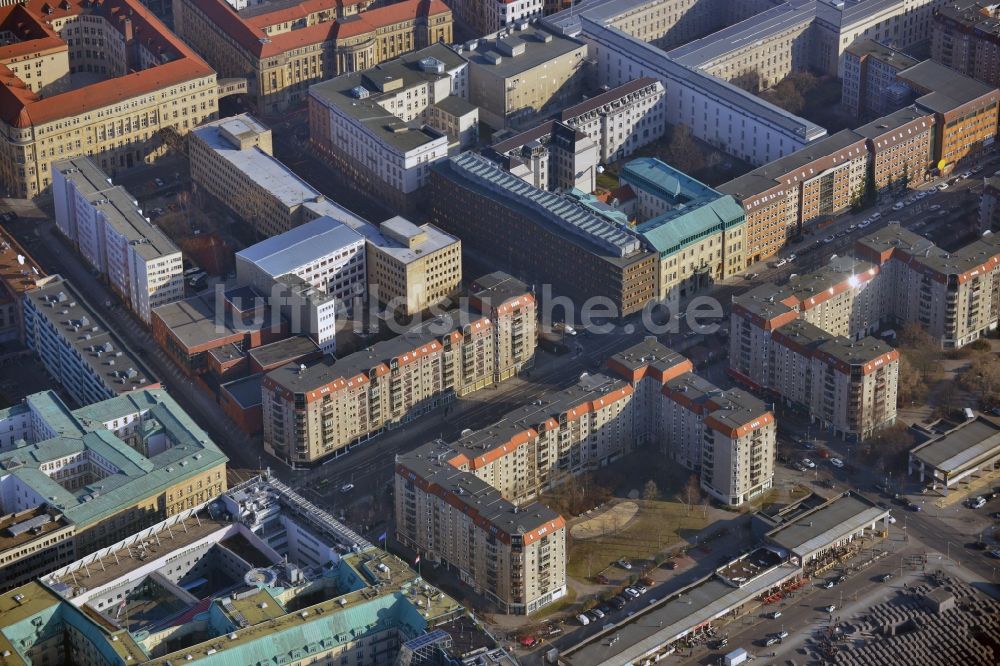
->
[841, 39, 919, 120]
[621, 158, 746, 302]
[896, 59, 1000, 170]
[932, 0, 1000, 88]
[263, 278, 536, 465]
[24, 276, 158, 406]
[0, 388, 227, 591]
[173, 0, 452, 115]
[396, 443, 566, 615]
[0, 0, 217, 198]
[719, 130, 869, 266]
[51, 158, 184, 324]
[855, 222, 1000, 349]
[429, 152, 657, 317]
[0, 226, 44, 344]
[730, 260, 900, 441]
[1, 476, 485, 666]
[309, 43, 472, 211]
[465, 24, 590, 129]
[469, 272, 537, 383]
[855, 106, 934, 193]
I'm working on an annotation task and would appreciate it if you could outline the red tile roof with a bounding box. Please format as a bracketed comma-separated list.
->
[185, 0, 449, 58]
[0, 0, 214, 129]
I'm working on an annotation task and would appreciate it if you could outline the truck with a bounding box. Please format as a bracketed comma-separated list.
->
[724, 648, 749, 666]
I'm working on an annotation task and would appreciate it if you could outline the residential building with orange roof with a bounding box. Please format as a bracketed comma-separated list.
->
[261, 273, 536, 465]
[394, 338, 776, 613]
[0, 0, 218, 198]
[173, 0, 452, 115]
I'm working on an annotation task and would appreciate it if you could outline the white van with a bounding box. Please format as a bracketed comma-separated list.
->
[576, 613, 590, 626]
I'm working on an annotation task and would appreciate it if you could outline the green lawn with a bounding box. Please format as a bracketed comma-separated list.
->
[596, 170, 619, 191]
[566, 499, 708, 579]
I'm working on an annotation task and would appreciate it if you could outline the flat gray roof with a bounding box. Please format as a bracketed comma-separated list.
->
[666, 0, 816, 69]
[466, 25, 585, 79]
[192, 120, 326, 209]
[308, 43, 465, 154]
[911, 416, 1000, 474]
[719, 129, 866, 199]
[25, 277, 157, 395]
[844, 38, 919, 69]
[564, 562, 800, 666]
[221, 373, 263, 409]
[247, 336, 319, 370]
[53, 157, 180, 262]
[362, 218, 459, 265]
[856, 222, 1000, 280]
[151, 291, 277, 350]
[899, 59, 999, 113]
[236, 216, 365, 278]
[854, 105, 933, 141]
[766, 492, 887, 559]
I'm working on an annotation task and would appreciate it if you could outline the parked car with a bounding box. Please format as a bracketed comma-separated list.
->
[624, 587, 640, 599]
[908, 503, 923, 512]
[774, 258, 787, 268]
[770, 631, 789, 640]
[634, 584, 647, 594]
[762, 637, 780, 647]
[870, 212, 882, 221]
[969, 541, 988, 551]
[858, 219, 872, 228]
[576, 614, 590, 626]
[887, 514, 897, 524]
[618, 559, 632, 570]
[988, 550, 1000, 559]
[821, 605, 837, 613]
[590, 608, 605, 619]
[519, 636, 540, 647]
[339, 483, 355, 494]
[892, 202, 904, 211]
[821, 580, 835, 589]
[929, 204, 942, 211]
[765, 611, 782, 619]
[878, 573, 894, 583]
[823, 235, 836, 243]
[608, 596, 626, 610]
[936, 183, 949, 191]
[745, 272, 759, 280]
[801, 440, 816, 449]
[830, 458, 845, 468]
[969, 496, 987, 509]
[801, 458, 816, 469]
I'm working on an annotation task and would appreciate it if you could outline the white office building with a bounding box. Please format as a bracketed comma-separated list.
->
[309, 43, 472, 210]
[52, 158, 183, 325]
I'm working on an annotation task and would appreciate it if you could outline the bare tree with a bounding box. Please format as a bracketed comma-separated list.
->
[681, 473, 702, 513]
[642, 479, 659, 501]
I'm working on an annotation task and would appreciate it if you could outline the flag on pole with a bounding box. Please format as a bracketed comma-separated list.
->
[378, 532, 387, 542]
[413, 555, 420, 565]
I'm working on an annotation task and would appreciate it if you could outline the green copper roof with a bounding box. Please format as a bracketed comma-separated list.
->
[0, 389, 227, 529]
[638, 195, 745, 257]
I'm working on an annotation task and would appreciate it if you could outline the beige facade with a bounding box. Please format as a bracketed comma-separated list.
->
[395, 451, 567, 615]
[0, 0, 218, 198]
[856, 107, 934, 192]
[466, 25, 590, 128]
[173, 0, 452, 115]
[367, 218, 463, 316]
[263, 285, 536, 465]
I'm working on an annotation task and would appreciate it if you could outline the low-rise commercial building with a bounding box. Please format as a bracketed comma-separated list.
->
[430, 152, 657, 317]
[52, 158, 184, 324]
[0, 226, 44, 344]
[465, 24, 590, 129]
[842, 39, 919, 120]
[909, 414, 1000, 494]
[0, 388, 227, 591]
[932, 0, 1000, 89]
[263, 277, 536, 465]
[559, 491, 889, 666]
[730, 257, 900, 441]
[308, 43, 472, 211]
[173, 0, 453, 115]
[24, 276, 158, 406]
[621, 158, 746, 302]
[0, 0, 218, 198]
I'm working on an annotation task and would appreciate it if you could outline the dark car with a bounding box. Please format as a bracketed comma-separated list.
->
[608, 596, 627, 610]
[709, 638, 729, 650]
[908, 503, 923, 512]
[969, 541, 989, 550]
[597, 605, 611, 616]
[878, 572, 894, 583]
